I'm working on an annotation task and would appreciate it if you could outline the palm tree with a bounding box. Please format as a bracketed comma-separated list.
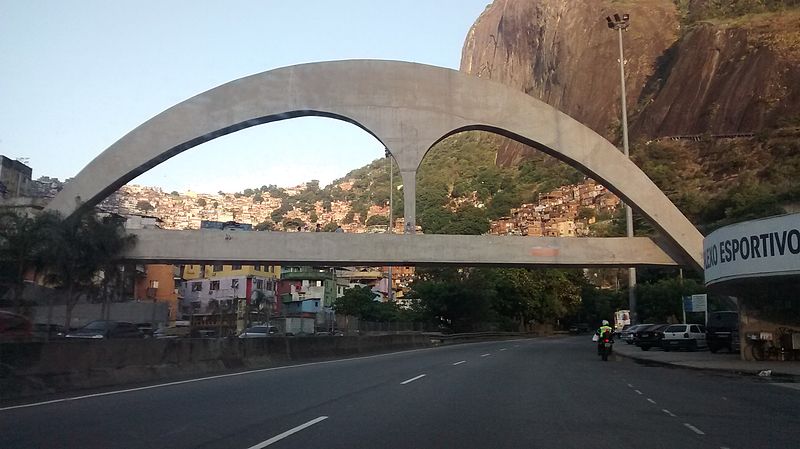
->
[0, 209, 61, 313]
[44, 210, 137, 330]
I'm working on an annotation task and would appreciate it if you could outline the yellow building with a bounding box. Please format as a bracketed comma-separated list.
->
[182, 264, 281, 280]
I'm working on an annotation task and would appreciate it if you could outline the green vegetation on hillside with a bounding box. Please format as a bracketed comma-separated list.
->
[675, 0, 800, 24]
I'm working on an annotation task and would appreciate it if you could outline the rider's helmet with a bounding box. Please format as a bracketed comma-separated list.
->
[601, 320, 610, 326]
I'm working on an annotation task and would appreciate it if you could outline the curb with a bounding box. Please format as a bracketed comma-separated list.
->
[614, 350, 800, 381]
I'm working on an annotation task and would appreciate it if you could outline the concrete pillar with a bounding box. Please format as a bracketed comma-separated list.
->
[400, 169, 416, 234]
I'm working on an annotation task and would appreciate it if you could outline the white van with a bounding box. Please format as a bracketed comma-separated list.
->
[662, 324, 707, 351]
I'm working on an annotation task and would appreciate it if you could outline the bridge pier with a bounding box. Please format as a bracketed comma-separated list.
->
[400, 169, 416, 234]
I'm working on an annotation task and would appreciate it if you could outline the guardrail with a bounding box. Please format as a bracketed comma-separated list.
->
[424, 331, 525, 344]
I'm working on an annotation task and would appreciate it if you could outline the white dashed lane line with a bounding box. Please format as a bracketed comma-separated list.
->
[646, 398, 657, 404]
[662, 409, 677, 417]
[683, 423, 705, 435]
[499, 348, 507, 351]
[480, 353, 491, 357]
[634, 389, 643, 395]
[400, 374, 426, 385]
[452, 361, 466, 366]
[245, 416, 328, 449]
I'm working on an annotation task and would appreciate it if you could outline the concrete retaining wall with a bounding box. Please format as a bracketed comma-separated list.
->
[0, 335, 430, 401]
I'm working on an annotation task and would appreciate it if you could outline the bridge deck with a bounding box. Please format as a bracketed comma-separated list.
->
[124, 229, 680, 267]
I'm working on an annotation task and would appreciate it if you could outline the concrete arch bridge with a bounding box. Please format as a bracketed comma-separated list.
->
[46, 60, 703, 271]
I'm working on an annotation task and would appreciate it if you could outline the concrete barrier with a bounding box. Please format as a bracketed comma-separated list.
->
[0, 335, 430, 401]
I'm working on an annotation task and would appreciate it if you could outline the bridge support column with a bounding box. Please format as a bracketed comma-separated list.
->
[400, 169, 416, 234]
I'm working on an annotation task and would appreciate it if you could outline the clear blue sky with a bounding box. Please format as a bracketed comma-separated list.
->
[0, 0, 491, 193]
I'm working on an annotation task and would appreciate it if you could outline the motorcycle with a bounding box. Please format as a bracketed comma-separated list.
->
[598, 335, 614, 361]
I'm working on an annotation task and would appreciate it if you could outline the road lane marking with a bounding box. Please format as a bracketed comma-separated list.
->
[646, 398, 656, 404]
[400, 374, 426, 385]
[626, 383, 634, 388]
[452, 361, 467, 366]
[499, 348, 507, 351]
[634, 389, 643, 395]
[683, 423, 705, 435]
[662, 409, 677, 417]
[1, 340, 537, 412]
[480, 353, 491, 357]
[246, 416, 328, 448]
[772, 383, 800, 391]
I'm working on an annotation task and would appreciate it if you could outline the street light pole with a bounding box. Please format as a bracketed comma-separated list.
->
[386, 148, 393, 302]
[607, 13, 637, 324]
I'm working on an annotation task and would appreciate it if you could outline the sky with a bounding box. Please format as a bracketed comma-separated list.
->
[0, 0, 491, 194]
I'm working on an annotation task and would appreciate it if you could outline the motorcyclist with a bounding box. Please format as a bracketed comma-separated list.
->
[596, 320, 614, 354]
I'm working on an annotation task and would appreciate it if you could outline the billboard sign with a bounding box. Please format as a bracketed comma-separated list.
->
[704, 213, 800, 286]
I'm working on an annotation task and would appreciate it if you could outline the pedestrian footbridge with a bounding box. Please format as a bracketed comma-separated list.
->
[46, 60, 704, 270]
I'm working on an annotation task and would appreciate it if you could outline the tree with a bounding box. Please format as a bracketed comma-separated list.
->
[196, 198, 207, 207]
[43, 210, 137, 330]
[283, 218, 305, 230]
[170, 191, 179, 196]
[0, 210, 61, 312]
[577, 207, 596, 221]
[253, 193, 264, 203]
[136, 200, 154, 213]
[365, 215, 389, 226]
[334, 286, 399, 322]
[322, 222, 339, 232]
[254, 220, 275, 231]
[309, 211, 318, 223]
[243, 188, 254, 197]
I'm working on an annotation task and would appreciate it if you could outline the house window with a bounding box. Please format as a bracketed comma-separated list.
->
[210, 281, 220, 291]
[232, 264, 242, 270]
[213, 264, 223, 272]
[191, 282, 202, 292]
[149, 280, 159, 289]
[255, 279, 264, 290]
[231, 279, 239, 289]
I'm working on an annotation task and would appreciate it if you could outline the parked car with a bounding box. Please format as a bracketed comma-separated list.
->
[706, 311, 739, 353]
[568, 323, 590, 334]
[65, 320, 144, 339]
[0, 311, 32, 341]
[32, 323, 66, 340]
[153, 326, 191, 339]
[238, 325, 279, 338]
[620, 324, 652, 344]
[634, 324, 670, 351]
[662, 324, 707, 351]
[615, 324, 632, 339]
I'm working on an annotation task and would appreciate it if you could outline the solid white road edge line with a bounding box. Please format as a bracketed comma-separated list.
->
[400, 374, 426, 385]
[246, 416, 328, 449]
[1, 338, 533, 412]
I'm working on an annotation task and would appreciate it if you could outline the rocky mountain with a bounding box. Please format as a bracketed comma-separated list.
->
[461, 0, 800, 162]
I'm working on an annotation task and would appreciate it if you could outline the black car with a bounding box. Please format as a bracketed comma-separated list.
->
[634, 324, 670, 351]
[707, 311, 739, 353]
[65, 320, 144, 339]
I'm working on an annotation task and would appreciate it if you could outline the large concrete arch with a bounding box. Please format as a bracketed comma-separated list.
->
[47, 60, 704, 270]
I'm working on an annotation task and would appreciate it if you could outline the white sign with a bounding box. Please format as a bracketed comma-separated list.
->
[704, 213, 800, 286]
[690, 294, 707, 312]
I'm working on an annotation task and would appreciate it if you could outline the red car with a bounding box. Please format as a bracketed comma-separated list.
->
[0, 311, 33, 341]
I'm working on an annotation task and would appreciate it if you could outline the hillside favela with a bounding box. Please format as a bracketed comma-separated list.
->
[2, 1, 800, 448]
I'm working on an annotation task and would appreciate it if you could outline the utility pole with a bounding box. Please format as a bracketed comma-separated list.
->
[386, 148, 393, 303]
[606, 12, 637, 324]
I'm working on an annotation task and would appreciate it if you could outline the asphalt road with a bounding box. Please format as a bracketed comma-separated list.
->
[1, 336, 798, 449]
